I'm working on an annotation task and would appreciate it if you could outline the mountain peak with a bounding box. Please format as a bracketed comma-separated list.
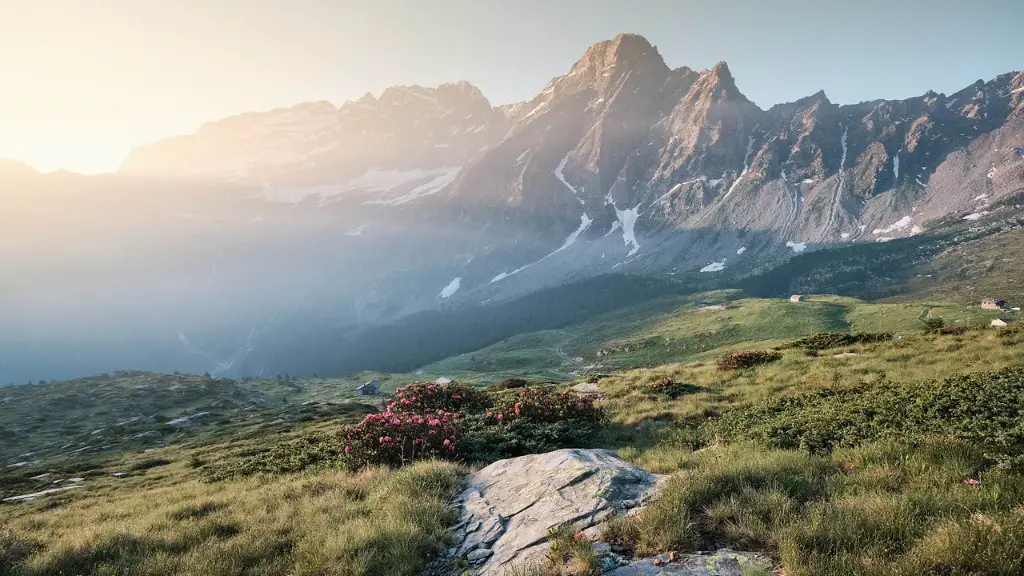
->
[711, 60, 732, 78]
[571, 33, 666, 78]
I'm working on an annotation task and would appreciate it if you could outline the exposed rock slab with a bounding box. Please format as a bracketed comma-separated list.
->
[604, 550, 771, 575]
[447, 448, 666, 575]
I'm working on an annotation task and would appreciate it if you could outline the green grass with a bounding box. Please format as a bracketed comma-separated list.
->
[1, 459, 461, 576]
[588, 324, 1024, 574]
[602, 441, 1024, 576]
[4, 290, 1024, 575]
[422, 291, 1000, 379]
[891, 227, 1024, 306]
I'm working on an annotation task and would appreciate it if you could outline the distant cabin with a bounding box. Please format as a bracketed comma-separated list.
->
[789, 295, 804, 303]
[435, 377, 453, 385]
[355, 378, 381, 396]
[981, 299, 1006, 310]
[991, 318, 1009, 328]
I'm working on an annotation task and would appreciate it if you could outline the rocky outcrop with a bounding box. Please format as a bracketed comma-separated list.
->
[604, 549, 771, 575]
[442, 449, 667, 575]
[427, 449, 772, 576]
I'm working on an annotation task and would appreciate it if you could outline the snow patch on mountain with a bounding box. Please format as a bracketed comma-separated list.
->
[345, 224, 371, 236]
[963, 212, 989, 221]
[873, 216, 913, 235]
[603, 220, 622, 238]
[786, 241, 808, 253]
[556, 213, 593, 253]
[490, 213, 593, 283]
[263, 166, 460, 205]
[893, 148, 902, 181]
[724, 132, 757, 199]
[439, 277, 461, 299]
[364, 166, 462, 206]
[554, 154, 584, 205]
[825, 124, 849, 231]
[613, 204, 641, 256]
[736, 246, 746, 255]
[700, 260, 726, 272]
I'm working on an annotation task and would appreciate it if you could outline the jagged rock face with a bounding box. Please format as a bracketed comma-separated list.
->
[443, 449, 666, 575]
[436, 33, 1023, 289]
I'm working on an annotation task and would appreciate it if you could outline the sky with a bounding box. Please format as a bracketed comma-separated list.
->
[1, 0, 1021, 174]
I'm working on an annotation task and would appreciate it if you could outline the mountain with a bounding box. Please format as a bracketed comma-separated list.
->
[0, 158, 40, 179]
[440, 34, 1024, 286]
[2, 33, 1022, 382]
[120, 81, 509, 195]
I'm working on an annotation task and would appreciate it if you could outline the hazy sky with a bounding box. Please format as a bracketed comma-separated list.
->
[1, 0, 1021, 173]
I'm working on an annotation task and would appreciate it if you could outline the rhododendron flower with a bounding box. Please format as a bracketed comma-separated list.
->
[344, 445, 351, 454]
[964, 478, 981, 486]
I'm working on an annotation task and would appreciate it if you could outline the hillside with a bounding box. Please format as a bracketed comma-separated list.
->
[3, 295, 1024, 575]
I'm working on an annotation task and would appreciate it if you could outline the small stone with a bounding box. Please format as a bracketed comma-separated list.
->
[441, 547, 458, 558]
[591, 541, 612, 555]
[466, 548, 493, 563]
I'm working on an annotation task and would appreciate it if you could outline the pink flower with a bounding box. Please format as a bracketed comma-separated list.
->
[964, 478, 982, 486]
[496, 413, 503, 422]
[443, 439, 451, 446]
[344, 445, 351, 454]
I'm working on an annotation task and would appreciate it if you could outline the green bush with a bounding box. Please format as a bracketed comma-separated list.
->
[461, 388, 605, 462]
[493, 378, 530, 390]
[486, 387, 604, 425]
[706, 367, 1024, 467]
[204, 433, 347, 481]
[646, 377, 701, 399]
[717, 350, 783, 371]
[783, 332, 892, 351]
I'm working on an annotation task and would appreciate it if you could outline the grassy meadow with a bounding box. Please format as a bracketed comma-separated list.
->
[3, 292, 1024, 575]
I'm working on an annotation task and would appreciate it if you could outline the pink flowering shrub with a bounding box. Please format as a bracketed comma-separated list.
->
[390, 381, 487, 414]
[341, 405, 460, 469]
[341, 382, 607, 469]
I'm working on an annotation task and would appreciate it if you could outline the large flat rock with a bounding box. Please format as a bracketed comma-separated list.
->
[449, 448, 666, 575]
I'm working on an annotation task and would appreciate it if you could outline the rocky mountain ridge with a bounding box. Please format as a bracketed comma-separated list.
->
[2, 33, 1022, 381]
[117, 34, 1024, 278]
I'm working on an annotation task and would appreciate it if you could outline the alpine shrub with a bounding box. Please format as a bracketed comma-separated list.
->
[717, 350, 783, 371]
[341, 408, 460, 469]
[783, 332, 892, 351]
[390, 381, 487, 414]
